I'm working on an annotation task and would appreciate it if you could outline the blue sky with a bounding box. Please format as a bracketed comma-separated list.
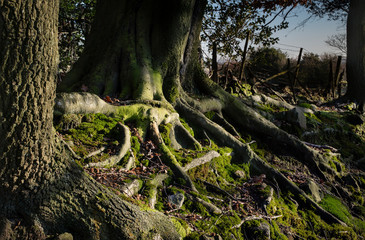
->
[271, 7, 346, 58]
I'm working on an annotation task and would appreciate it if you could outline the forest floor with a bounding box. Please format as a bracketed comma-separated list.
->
[54, 81, 365, 240]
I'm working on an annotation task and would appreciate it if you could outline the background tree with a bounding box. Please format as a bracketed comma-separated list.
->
[308, 0, 365, 111]
[325, 33, 347, 55]
[248, 47, 287, 77]
[59, 0, 96, 73]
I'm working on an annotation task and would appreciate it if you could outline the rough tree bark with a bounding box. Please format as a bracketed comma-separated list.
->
[0, 0, 180, 239]
[346, 0, 365, 112]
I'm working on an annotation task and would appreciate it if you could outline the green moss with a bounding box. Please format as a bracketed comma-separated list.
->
[58, 113, 125, 163]
[55, 114, 83, 132]
[204, 111, 216, 120]
[180, 118, 195, 137]
[298, 102, 312, 109]
[319, 195, 351, 224]
[159, 123, 172, 146]
[171, 218, 190, 238]
[270, 221, 288, 240]
[184, 232, 200, 240]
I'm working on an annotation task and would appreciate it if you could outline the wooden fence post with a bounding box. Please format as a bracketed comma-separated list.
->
[286, 58, 296, 103]
[333, 55, 342, 98]
[239, 31, 250, 83]
[212, 41, 218, 83]
[327, 60, 334, 98]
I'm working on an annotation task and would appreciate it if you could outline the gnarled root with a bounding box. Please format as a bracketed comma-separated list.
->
[148, 174, 169, 209]
[85, 122, 131, 168]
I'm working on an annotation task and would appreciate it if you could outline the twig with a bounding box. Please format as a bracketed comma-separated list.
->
[186, 193, 222, 215]
[197, 178, 237, 201]
[203, 130, 212, 148]
[231, 215, 282, 229]
[85, 146, 106, 159]
[303, 141, 338, 152]
[60, 138, 81, 160]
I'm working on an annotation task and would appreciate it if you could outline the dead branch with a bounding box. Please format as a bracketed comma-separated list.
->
[183, 151, 220, 171]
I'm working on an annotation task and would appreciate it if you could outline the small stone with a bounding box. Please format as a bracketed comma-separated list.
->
[168, 192, 185, 209]
[55, 232, 73, 240]
[234, 170, 246, 179]
[345, 114, 364, 126]
[244, 221, 271, 240]
[343, 174, 360, 191]
[121, 179, 141, 197]
[285, 107, 307, 129]
[357, 157, 365, 170]
[301, 180, 322, 202]
[257, 223, 271, 240]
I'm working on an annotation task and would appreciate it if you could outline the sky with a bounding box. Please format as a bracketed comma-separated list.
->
[271, 7, 346, 58]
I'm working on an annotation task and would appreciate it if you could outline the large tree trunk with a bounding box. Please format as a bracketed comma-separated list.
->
[0, 1, 179, 239]
[58, 0, 205, 101]
[346, 0, 365, 112]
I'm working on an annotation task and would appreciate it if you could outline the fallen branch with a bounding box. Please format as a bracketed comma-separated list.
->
[183, 150, 220, 171]
[85, 146, 106, 159]
[196, 178, 237, 201]
[303, 141, 338, 152]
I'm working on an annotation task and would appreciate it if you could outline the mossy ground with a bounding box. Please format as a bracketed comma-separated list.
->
[54, 102, 365, 239]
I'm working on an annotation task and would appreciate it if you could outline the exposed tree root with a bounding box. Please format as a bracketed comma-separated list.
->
[175, 97, 346, 226]
[85, 123, 131, 168]
[197, 178, 237, 201]
[56, 91, 347, 231]
[120, 150, 136, 171]
[247, 94, 295, 111]
[187, 80, 335, 179]
[148, 174, 169, 209]
[149, 120, 198, 192]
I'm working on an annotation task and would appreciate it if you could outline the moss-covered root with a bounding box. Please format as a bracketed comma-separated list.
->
[176, 98, 346, 226]
[149, 120, 198, 192]
[169, 121, 202, 150]
[85, 123, 131, 168]
[251, 157, 347, 226]
[148, 174, 169, 209]
[183, 150, 220, 171]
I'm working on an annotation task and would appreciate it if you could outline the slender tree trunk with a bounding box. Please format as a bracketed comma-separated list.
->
[346, 0, 365, 111]
[212, 41, 218, 83]
[0, 1, 180, 239]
